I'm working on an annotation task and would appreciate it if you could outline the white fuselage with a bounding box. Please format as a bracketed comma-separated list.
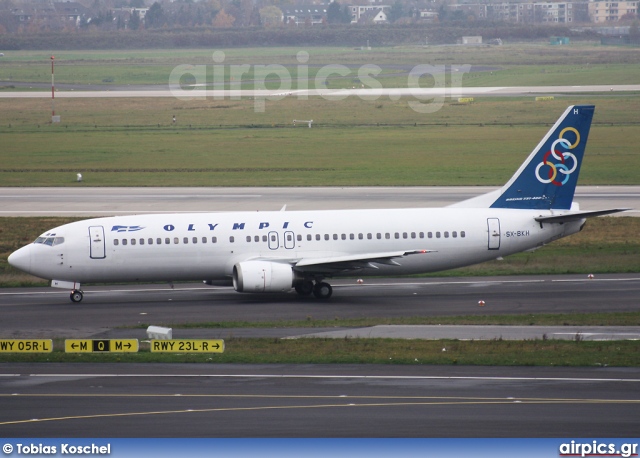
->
[15, 207, 584, 284]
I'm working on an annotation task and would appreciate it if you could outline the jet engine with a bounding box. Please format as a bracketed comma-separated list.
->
[233, 260, 295, 293]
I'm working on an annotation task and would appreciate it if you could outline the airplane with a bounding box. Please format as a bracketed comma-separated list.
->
[8, 105, 628, 303]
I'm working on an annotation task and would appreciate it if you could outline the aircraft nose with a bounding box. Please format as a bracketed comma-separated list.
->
[8, 245, 32, 274]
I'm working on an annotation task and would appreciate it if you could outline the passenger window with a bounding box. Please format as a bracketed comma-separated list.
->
[262, 235, 267, 242]
[316, 234, 321, 241]
[212, 237, 217, 243]
[385, 233, 390, 239]
[174, 238, 179, 244]
[246, 236, 252, 242]
[428, 232, 433, 238]
[131, 239, 136, 246]
[297, 235, 302, 241]
[287, 234, 293, 241]
[341, 234, 346, 240]
[377, 233, 381, 239]
[395, 233, 400, 239]
[148, 238, 153, 245]
[271, 235, 276, 242]
[403, 232, 407, 239]
[202, 237, 207, 243]
[114, 239, 119, 246]
[367, 233, 372, 240]
[358, 233, 363, 240]
[122, 239, 127, 246]
[140, 239, 145, 245]
[411, 232, 416, 239]
[307, 235, 312, 241]
[436, 232, 441, 238]
[452, 231, 457, 238]
[229, 236, 234, 243]
[157, 238, 162, 245]
[419, 232, 424, 238]
[256, 236, 261, 242]
[165, 238, 170, 244]
[350, 234, 354, 240]
[461, 231, 466, 238]
[193, 237, 198, 244]
[325, 234, 330, 241]
[444, 231, 449, 238]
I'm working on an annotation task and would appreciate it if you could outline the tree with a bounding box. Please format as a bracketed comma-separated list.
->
[387, 0, 404, 23]
[212, 8, 235, 27]
[327, 1, 343, 24]
[145, 2, 166, 28]
[129, 9, 140, 29]
[630, 20, 640, 43]
[259, 6, 282, 27]
[327, 2, 352, 24]
[341, 5, 352, 23]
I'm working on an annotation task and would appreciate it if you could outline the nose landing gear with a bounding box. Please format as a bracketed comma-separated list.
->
[70, 289, 84, 303]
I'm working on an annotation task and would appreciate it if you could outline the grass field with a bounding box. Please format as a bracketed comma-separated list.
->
[1, 338, 638, 367]
[1, 97, 639, 186]
[2, 44, 640, 87]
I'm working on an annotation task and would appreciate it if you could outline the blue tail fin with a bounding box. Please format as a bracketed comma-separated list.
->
[490, 105, 595, 210]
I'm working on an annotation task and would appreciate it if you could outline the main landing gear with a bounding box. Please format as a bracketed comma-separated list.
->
[294, 279, 333, 299]
[70, 289, 84, 303]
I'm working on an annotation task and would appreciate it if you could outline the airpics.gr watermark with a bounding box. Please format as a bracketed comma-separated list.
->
[168, 50, 471, 113]
[3, 443, 111, 455]
[559, 440, 638, 458]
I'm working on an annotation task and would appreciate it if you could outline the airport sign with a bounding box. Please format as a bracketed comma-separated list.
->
[0, 339, 53, 353]
[150, 339, 225, 353]
[65, 339, 138, 353]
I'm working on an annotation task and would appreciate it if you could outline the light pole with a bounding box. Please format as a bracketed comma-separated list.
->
[51, 55, 60, 123]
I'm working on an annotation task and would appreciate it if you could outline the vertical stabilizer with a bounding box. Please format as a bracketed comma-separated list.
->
[489, 105, 595, 210]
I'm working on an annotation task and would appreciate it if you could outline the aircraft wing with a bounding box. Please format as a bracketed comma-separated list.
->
[292, 250, 435, 273]
[534, 208, 630, 223]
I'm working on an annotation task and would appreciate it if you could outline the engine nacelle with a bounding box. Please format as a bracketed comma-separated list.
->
[233, 260, 295, 293]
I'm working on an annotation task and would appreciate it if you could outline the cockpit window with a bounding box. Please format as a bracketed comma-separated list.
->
[34, 236, 64, 246]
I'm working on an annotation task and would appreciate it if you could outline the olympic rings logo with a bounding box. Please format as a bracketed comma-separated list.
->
[535, 127, 580, 186]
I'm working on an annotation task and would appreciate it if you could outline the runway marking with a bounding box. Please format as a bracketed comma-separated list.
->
[4, 374, 640, 383]
[1, 394, 638, 426]
[1, 276, 638, 298]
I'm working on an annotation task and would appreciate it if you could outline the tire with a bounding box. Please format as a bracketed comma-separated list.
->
[313, 282, 333, 299]
[70, 290, 84, 303]
[295, 281, 314, 296]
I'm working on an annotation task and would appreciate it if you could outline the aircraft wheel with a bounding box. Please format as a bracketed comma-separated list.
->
[313, 282, 333, 300]
[295, 281, 314, 296]
[70, 290, 84, 303]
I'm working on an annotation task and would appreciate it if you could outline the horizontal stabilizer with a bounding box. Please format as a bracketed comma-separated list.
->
[534, 208, 630, 223]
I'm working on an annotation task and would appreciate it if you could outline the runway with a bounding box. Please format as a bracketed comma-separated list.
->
[0, 186, 638, 216]
[1, 84, 639, 99]
[1, 363, 639, 437]
[1, 275, 639, 339]
[2, 277, 639, 438]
